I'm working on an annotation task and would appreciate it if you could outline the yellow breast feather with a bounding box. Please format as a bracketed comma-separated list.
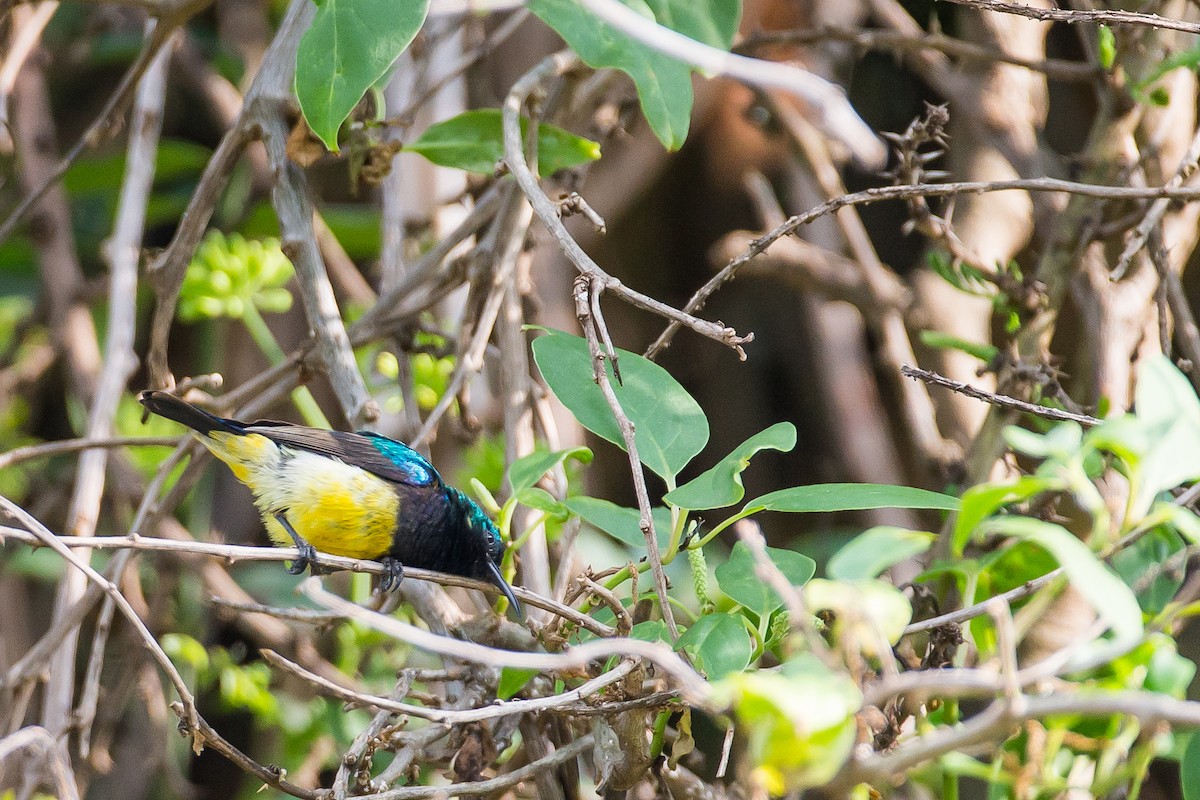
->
[254, 449, 400, 560]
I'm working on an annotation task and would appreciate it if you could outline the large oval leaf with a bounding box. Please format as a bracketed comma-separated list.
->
[664, 422, 796, 510]
[827, 527, 935, 580]
[296, 0, 430, 151]
[980, 517, 1143, 642]
[562, 496, 671, 549]
[529, 0, 741, 150]
[675, 613, 752, 679]
[744, 483, 960, 515]
[407, 109, 601, 175]
[714, 541, 816, 617]
[532, 328, 707, 481]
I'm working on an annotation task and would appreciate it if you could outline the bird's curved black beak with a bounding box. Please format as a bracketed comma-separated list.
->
[481, 560, 523, 620]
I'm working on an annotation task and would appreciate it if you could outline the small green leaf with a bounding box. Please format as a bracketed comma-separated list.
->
[532, 328, 708, 481]
[1098, 25, 1116, 70]
[516, 486, 567, 516]
[509, 446, 593, 495]
[827, 527, 935, 580]
[497, 667, 538, 700]
[980, 517, 1142, 642]
[630, 619, 669, 642]
[664, 423, 796, 510]
[952, 475, 1051, 558]
[919, 330, 999, 364]
[529, 0, 740, 150]
[295, 0, 430, 150]
[562, 496, 672, 549]
[714, 541, 815, 617]
[407, 109, 601, 175]
[743, 484, 959, 516]
[1183, 732, 1200, 800]
[676, 613, 752, 679]
[713, 655, 860, 791]
[803, 579, 912, 653]
[1129, 356, 1200, 517]
[1111, 526, 1185, 615]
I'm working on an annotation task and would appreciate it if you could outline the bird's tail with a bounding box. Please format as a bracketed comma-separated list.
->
[138, 391, 244, 436]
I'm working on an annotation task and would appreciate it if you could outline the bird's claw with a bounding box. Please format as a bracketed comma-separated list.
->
[287, 541, 320, 576]
[379, 556, 405, 592]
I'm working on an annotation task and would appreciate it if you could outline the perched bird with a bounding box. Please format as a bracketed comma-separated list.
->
[138, 390, 520, 616]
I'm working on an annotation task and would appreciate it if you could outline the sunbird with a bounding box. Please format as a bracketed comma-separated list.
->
[139, 390, 520, 615]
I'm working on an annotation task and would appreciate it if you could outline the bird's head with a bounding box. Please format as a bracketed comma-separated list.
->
[463, 500, 522, 619]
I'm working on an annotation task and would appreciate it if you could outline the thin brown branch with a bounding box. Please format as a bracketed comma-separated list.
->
[0, 8, 206, 245]
[0, 527, 615, 637]
[573, 275, 680, 641]
[901, 364, 1103, 426]
[0, 499, 203, 749]
[299, 578, 712, 707]
[737, 25, 1100, 82]
[262, 649, 639, 724]
[356, 733, 594, 800]
[940, 0, 1200, 36]
[0, 435, 182, 470]
[501, 51, 752, 358]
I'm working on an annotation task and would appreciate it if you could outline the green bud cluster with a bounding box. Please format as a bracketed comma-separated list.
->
[179, 231, 295, 321]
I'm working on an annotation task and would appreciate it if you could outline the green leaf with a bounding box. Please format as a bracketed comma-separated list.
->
[743, 483, 959, 516]
[713, 655, 860, 791]
[676, 613, 752, 679]
[1183, 732, 1200, 800]
[295, 0, 430, 151]
[714, 541, 815, 617]
[664, 423, 796, 510]
[497, 667, 538, 700]
[1129, 356, 1200, 517]
[979, 517, 1142, 642]
[803, 579, 913, 654]
[562, 496, 672, 549]
[1111, 526, 1185, 615]
[509, 446, 593, 495]
[516, 486, 567, 516]
[532, 328, 708, 481]
[952, 475, 1052, 558]
[407, 109, 601, 175]
[630, 619, 669, 642]
[918, 330, 999, 364]
[1098, 25, 1116, 70]
[529, 0, 741, 150]
[827, 527, 936, 580]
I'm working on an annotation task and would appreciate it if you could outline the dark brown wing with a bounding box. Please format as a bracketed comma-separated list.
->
[246, 426, 440, 487]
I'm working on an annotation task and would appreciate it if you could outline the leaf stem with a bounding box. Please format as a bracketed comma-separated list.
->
[240, 303, 330, 428]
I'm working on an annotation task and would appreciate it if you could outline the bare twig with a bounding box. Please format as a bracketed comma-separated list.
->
[263, 649, 639, 724]
[901, 365, 1103, 426]
[0, 1, 58, 151]
[575, 0, 885, 167]
[573, 275, 679, 641]
[501, 51, 752, 358]
[357, 733, 594, 800]
[0, 527, 615, 637]
[939, 0, 1200, 36]
[299, 578, 712, 706]
[737, 25, 1100, 83]
[0, 727, 80, 800]
[0, 499, 203, 748]
[0, 435, 182, 470]
[1112, 124, 1200, 279]
[74, 28, 174, 756]
[0, 7, 206, 245]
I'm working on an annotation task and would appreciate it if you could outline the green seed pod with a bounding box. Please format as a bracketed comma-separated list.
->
[687, 545, 710, 610]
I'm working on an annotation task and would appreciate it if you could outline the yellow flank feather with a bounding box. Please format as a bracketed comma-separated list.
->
[195, 432, 400, 560]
